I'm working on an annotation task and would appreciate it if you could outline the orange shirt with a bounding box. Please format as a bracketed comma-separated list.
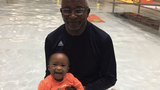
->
[38, 73, 84, 90]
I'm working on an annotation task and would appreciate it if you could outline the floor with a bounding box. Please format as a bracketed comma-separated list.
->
[0, 0, 160, 90]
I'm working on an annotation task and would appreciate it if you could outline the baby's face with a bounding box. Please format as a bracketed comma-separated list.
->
[48, 53, 69, 81]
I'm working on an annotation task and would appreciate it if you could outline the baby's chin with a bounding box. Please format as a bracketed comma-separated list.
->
[55, 78, 63, 82]
[53, 72, 64, 81]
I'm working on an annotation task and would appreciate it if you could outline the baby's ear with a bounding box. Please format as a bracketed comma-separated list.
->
[48, 65, 50, 71]
[67, 67, 70, 72]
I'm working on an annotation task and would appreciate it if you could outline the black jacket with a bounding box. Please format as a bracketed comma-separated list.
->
[45, 21, 117, 90]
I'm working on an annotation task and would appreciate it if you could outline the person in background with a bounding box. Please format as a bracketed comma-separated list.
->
[38, 52, 84, 90]
[44, 0, 117, 90]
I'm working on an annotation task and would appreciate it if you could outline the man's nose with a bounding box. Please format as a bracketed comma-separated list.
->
[69, 10, 77, 19]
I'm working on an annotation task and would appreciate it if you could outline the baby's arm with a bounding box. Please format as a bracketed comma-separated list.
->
[72, 78, 84, 90]
[38, 80, 50, 90]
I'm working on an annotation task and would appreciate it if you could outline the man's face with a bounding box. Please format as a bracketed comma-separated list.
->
[48, 53, 69, 82]
[60, 0, 90, 31]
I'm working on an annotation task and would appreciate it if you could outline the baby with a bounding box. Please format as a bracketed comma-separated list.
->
[38, 52, 84, 90]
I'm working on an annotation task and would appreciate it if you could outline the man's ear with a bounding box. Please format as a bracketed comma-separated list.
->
[87, 8, 90, 16]
[60, 8, 62, 14]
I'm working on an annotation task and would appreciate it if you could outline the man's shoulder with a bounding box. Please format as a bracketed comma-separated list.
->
[88, 22, 110, 39]
[47, 24, 65, 38]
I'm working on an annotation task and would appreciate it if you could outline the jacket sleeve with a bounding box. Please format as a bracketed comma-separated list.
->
[44, 36, 52, 78]
[85, 36, 117, 90]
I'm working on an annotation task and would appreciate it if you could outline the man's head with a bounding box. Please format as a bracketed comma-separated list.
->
[60, 0, 90, 34]
[48, 52, 69, 82]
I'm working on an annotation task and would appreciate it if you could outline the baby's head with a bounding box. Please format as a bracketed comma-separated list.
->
[48, 51, 69, 82]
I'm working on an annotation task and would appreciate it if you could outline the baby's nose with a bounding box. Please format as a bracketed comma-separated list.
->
[56, 66, 62, 70]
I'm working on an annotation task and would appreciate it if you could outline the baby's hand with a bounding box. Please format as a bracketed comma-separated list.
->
[65, 86, 76, 90]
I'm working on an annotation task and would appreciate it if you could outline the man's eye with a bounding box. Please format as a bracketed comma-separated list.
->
[63, 9, 71, 13]
[53, 64, 57, 66]
[75, 8, 84, 13]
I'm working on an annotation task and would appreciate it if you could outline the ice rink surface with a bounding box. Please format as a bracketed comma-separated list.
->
[0, 0, 160, 90]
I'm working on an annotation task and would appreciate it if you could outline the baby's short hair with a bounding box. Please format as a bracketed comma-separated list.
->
[48, 51, 69, 65]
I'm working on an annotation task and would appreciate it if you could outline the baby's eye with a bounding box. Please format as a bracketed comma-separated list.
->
[53, 64, 57, 66]
[61, 65, 65, 67]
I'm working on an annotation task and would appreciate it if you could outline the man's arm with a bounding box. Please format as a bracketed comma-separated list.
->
[85, 36, 117, 90]
[44, 37, 52, 78]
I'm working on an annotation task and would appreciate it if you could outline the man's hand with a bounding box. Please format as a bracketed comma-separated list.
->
[65, 86, 76, 90]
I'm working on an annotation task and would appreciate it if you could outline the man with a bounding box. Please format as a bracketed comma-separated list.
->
[45, 0, 117, 90]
